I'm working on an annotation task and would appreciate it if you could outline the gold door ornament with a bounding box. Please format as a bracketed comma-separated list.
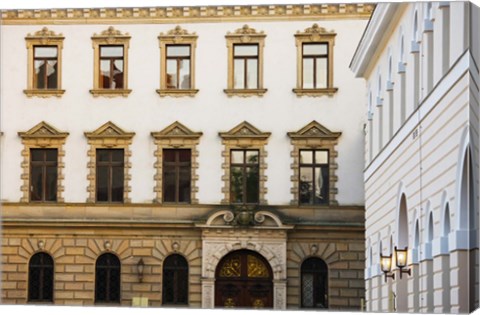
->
[219, 257, 241, 277]
[253, 299, 264, 308]
[247, 254, 269, 278]
[224, 298, 236, 308]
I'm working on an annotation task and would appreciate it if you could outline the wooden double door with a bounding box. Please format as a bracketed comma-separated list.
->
[215, 250, 273, 309]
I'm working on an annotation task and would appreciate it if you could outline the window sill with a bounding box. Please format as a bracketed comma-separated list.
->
[89, 89, 132, 98]
[223, 88, 267, 98]
[292, 88, 338, 97]
[156, 89, 199, 97]
[24, 89, 65, 98]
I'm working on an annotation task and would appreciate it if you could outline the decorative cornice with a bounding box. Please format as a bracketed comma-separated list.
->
[84, 121, 135, 139]
[219, 121, 271, 139]
[228, 24, 264, 36]
[296, 23, 336, 36]
[287, 120, 341, 139]
[25, 26, 64, 39]
[92, 26, 130, 39]
[18, 121, 69, 139]
[151, 121, 203, 139]
[1, 4, 374, 25]
[160, 25, 196, 37]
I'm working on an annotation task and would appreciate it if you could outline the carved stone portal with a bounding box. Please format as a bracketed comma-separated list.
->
[198, 210, 291, 309]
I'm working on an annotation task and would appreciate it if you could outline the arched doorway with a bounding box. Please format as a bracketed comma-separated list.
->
[215, 250, 273, 308]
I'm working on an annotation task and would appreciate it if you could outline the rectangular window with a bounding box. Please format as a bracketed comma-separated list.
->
[33, 46, 58, 89]
[30, 148, 58, 202]
[99, 46, 124, 89]
[166, 45, 191, 89]
[299, 149, 329, 205]
[230, 149, 259, 204]
[233, 44, 258, 89]
[96, 149, 124, 202]
[163, 149, 192, 203]
[302, 43, 328, 89]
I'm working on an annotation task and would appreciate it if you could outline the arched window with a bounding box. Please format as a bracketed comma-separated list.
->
[443, 203, 451, 237]
[95, 253, 121, 304]
[428, 212, 434, 243]
[28, 252, 54, 302]
[301, 257, 328, 309]
[163, 254, 188, 305]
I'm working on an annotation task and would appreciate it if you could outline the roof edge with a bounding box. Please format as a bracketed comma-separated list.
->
[350, 3, 400, 78]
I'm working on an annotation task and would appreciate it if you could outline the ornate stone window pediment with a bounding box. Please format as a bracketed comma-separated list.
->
[18, 121, 69, 203]
[287, 121, 341, 205]
[84, 122, 135, 203]
[157, 26, 199, 97]
[219, 121, 270, 205]
[90, 27, 132, 97]
[24, 27, 65, 98]
[218, 121, 271, 140]
[151, 121, 202, 204]
[293, 24, 337, 97]
[287, 120, 342, 140]
[224, 25, 267, 97]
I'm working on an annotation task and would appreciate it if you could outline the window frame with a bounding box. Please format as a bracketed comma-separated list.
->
[233, 44, 259, 90]
[151, 121, 202, 204]
[96, 148, 125, 203]
[90, 27, 131, 97]
[219, 121, 270, 205]
[287, 121, 341, 206]
[18, 121, 68, 203]
[224, 25, 267, 97]
[24, 27, 65, 98]
[162, 148, 192, 204]
[229, 149, 260, 205]
[301, 257, 329, 309]
[301, 43, 329, 89]
[162, 254, 189, 306]
[85, 121, 135, 203]
[30, 148, 58, 203]
[293, 24, 337, 97]
[298, 149, 330, 205]
[157, 26, 198, 97]
[28, 252, 54, 303]
[95, 253, 121, 305]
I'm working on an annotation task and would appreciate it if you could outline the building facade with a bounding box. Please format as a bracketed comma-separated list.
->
[351, 2, 480, 313]
[0, 4, 373, 309]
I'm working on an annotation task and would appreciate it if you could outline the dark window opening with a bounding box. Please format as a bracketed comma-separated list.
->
[30, 148, 58, 202]
[28, 252, 54, 303]
[299, 149, 329, 205]
[96, 149, 124, 202]
[230, 149, 259, 204]
[163, 149, 191, 203]
[162, 254, 189, 305]
[95, 253, 121, 304]
[166, 45, 191, 89]
[99, 46, 124, 89]
[301, 258, 328, 308]
[33, 46, 58, 89]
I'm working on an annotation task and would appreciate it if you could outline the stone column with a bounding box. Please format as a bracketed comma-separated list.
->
[432, 235, 450, 313]
[273, 279, 287, 310]
[449, 250, 469, 313]
[201, 278, 215, 309]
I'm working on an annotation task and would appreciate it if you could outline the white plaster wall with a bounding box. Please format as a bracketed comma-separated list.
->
[0, 19, 367, 205]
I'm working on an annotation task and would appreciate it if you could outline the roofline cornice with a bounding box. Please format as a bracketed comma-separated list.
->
[350, 3, 404, 78]
[1, 4, 374, 25]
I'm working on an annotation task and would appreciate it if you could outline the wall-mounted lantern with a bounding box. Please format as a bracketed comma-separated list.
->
[137, 258, 145, 283]
[380, 252, 395, 282]
[394, 246, 411, 279]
